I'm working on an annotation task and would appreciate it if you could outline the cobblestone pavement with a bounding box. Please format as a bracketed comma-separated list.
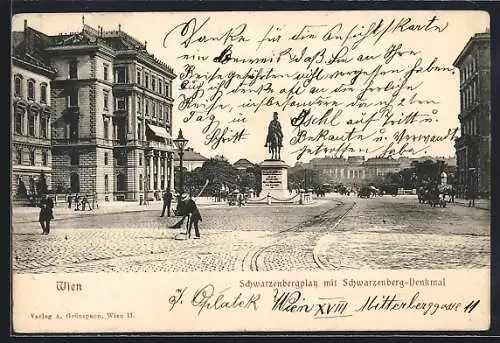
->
[12, 195, 490, 273]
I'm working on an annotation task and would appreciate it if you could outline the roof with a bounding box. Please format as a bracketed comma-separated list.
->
[453, 31, 490, 67]
[48, 24, 175, 77]
[174, 148, 208, 162]
[233, 158, 254, 168]
[12, 28, 57, 75]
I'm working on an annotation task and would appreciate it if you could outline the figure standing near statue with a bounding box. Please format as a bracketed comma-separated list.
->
[265, 111, 284, 160]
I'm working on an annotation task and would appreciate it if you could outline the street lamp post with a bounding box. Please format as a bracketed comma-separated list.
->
[173, 129, 189, 195]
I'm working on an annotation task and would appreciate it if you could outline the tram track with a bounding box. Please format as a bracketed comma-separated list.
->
[244, 200, 357, 271]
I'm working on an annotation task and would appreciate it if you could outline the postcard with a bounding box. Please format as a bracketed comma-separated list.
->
[11, 10, 491, 333]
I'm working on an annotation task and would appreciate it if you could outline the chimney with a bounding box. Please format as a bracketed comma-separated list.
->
[144, 40, 147, 49]
[24, 20, 34, 55]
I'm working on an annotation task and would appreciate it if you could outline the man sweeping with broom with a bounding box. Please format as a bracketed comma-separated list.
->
[169, 180, 208, 232]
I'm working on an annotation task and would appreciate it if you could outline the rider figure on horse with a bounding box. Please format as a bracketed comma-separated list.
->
[265, 112, 284, 160]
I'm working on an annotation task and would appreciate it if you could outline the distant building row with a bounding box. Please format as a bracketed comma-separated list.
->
[298, 156, 457, 186]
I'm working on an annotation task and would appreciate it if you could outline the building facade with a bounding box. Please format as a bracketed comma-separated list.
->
[305, 156, 408, 186]
[11, 21, 56, 198]
[173, 148, 208, 172]
[40, 24, 176, 201]
[453, 31, 491, 198]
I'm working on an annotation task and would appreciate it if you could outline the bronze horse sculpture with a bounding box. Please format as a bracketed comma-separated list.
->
[265, 112, 283, 160]
[266, 131, 282, 160]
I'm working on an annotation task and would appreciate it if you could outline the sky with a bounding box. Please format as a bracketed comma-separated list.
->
[12, 11, 490, 165]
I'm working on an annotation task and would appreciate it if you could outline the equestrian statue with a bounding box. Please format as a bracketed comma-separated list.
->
[264, 111, 284, 160]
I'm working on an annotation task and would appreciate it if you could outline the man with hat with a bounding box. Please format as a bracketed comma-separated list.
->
[181, 193, 202, 239]
[38, 194, 54, 235]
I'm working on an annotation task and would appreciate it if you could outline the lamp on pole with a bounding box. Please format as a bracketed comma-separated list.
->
[173, 129, 189, 195]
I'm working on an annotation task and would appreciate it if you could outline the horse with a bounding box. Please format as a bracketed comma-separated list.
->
[266, 131, 282, 160]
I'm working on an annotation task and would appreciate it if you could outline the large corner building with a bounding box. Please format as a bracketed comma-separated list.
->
[11, 20, 177, 201]
[453, 31, 491, 198]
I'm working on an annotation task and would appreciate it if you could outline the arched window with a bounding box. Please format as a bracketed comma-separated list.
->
[70, 173, 80, 193]
[29, 150, 35, 166]
[27, 79, 35, 100]
[40, 83, 47, 103]
[117, 173, 127, 191]
[42, 151, 48, 166]
[16, 150, 22, 164]
[14, 75, 23, 96]
[104, 152, 109, 165]
[104, 174, 109, 193]
[14, 110, 23, 135]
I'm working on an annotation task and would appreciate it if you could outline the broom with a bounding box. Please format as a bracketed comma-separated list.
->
[171, 180, 209, 230]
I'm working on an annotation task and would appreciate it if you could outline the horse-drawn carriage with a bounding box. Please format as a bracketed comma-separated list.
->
[418, 184, 450, 208]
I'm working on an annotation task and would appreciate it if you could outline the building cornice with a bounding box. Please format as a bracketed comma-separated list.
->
[453, 33, 490, 67]
[12, 56, 56, 78]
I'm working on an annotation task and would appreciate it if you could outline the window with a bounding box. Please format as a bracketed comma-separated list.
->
[69, 60, 78, 79]
[29, 150, 35, 166]
[40, 117, 47, 138]
[27, 80, 35, 100]
[152, 76, 156, 91]
[14, 75, 22, 96]
[104, 152, 109, 165]
[139, 174, 143, 191]
[15, 112, 23, 135]
[152, 102, 156, 117]
[116, 173, 126, 191]
[42, 151, 47, 166]
[70, 153, 79, 165]
[103, 91, 109, 110]
[145, 99, 149, 115]
[68, 89, 79, 107]
[158, 79, 163, 95]
[103, 64, 109, 81]
[145, 73, 149, 88]
[139, 153, 143, 166]
[116, 96, 127, 110]
[116, 152, 126, 166]
[104, 175, 109, 193]
[115, 67, 128, 83]
[137, 96, 142, 113]
[28, 114, 35, 137]
[40, 84, 47, 103]
[68, 120, 79, 140]
[103, 120, 109, 139]
[137, 122, 142, 141]
[70, 173, 80, 193]
[165, 82, 170, 97]
[136, 70, 141, 85]
[16, 150, 22, 164]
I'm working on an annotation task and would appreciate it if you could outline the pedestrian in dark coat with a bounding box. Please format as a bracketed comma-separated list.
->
[39, 194, 54, 235]
[160, 189, 173, 217]
[181, 193, 202, 239]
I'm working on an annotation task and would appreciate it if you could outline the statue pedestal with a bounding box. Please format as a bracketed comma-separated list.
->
[260, 159, 290, 201]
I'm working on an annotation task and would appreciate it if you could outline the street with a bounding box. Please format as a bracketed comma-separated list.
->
[12, 195, 490, 273]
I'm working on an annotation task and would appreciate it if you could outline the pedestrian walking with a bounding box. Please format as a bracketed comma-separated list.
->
[39, 194, 54, 235]
[181, 193, 202, 239]
[160, 189, 173, 217]
[467, 187, 476, 207]
[67, 191, 72, 209]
